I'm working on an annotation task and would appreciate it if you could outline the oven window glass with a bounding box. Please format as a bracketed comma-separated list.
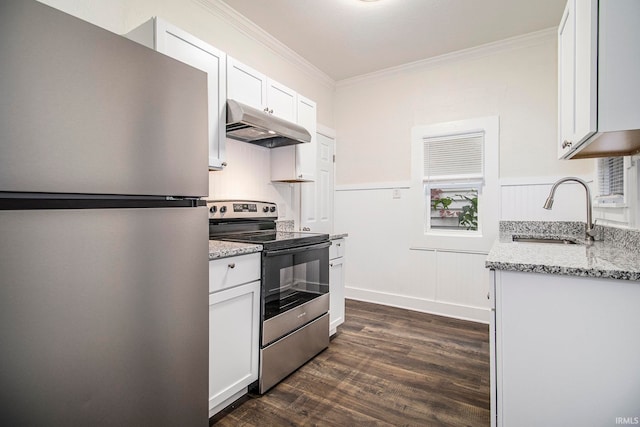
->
[263, 245, 329, 320]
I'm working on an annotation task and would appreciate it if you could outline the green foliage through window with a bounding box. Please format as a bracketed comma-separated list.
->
[429, 188, 478, 231]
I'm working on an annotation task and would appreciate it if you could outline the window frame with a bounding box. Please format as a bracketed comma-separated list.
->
[422, 131, 484, 235]
[594, 156, 628, 208]
[410, 116, 499, 253]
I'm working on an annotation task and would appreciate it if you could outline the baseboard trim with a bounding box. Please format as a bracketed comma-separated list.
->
[344, 286, 490, 324]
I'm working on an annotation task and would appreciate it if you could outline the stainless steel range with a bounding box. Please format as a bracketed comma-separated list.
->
[208, 200, 330, 394]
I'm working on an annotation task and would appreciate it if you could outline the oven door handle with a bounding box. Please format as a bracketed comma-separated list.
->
[263, 241, 331, 257]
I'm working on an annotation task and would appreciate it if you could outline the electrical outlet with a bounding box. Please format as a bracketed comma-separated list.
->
[392, 188, 401, 199]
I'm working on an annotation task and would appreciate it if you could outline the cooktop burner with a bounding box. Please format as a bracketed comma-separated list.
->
[217, 231, 329, 251]
[207, 200, 329, 251]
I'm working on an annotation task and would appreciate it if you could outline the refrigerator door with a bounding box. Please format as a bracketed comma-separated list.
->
[0, 0, 208, 197]
[0, 207, 209, 426]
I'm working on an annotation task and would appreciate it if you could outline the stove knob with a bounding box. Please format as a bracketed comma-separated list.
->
[263, 206, 269, 213]
[269, 206, 276, 213]
[220, 206, 227, 214]
[209, 206, 217, 213]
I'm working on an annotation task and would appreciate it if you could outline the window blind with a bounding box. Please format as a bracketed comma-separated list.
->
[596, 157, 624, 199]
[423, 132, 484, 181]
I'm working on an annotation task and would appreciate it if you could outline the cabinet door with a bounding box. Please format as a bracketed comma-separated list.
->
[270, 95, 318, 182]
[266, 79, 297, 122]
[496, 271, 640, 426]
[155, 20, 227, 170]
[558, 0, 597, 159]
[295, 95, 318, 181]
[209, 280, 260, 414]
[301, 132, 335, 232]
[558, 1, 576, 159]
[227, 57, 267, 111]
[329, 254, 345, 336]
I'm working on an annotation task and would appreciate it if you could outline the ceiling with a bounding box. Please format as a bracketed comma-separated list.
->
[219, 0, 566, 82]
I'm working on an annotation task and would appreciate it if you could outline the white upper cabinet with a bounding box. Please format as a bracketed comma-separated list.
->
[227, 57, 317, 182]
[271, 95, 317, 182]
[227, 58, 297, 122]
[267, 80, 297, 122]
[558, 0, 597, 159]
[226, 57, 267, 111]
[558, 0, 640, 159]
[125, 18, 227, 170]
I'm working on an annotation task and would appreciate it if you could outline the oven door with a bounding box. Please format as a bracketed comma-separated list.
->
[261, 241, 330, 344]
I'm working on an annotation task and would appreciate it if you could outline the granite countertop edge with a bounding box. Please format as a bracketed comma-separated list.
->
[208, 240, 263, 260]
[485, 259, 640, 281]
[486, 221, 640, 282]
[330, 232, 349, 240]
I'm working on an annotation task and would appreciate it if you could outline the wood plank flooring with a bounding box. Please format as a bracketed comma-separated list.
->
[211, 299, 490, 426]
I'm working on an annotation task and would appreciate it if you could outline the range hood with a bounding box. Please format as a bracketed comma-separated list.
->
[226, 99, 311, 148]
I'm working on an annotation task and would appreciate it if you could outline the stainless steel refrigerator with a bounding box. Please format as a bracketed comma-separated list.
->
[0, 1, 209, 425]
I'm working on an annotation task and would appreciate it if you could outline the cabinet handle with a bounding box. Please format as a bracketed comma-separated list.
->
[337, 243, 341, 247]
[562, 140, 573, 149]
[221, 162, 228, 167]
[269, 109, 274, 114]
[228, 263, 236, 269]
[487, 292, 490, 300]
[298, 174, 303, 178]
[302, 227, 311, 231]
[330, 263, 333, 267]
[263, 107, 269, 113]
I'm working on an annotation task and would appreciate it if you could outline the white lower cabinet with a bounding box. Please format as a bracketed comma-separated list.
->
[491, 270, 640, 427]
[329, 239, 346, 336]
[208, 253, 260, 417]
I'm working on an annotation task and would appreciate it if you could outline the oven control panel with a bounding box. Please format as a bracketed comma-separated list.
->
[207, 200, 277, 219]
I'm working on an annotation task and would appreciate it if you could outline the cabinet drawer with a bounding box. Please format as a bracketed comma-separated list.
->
[329, 239, 345, 260]
[209, 253, 260, 293]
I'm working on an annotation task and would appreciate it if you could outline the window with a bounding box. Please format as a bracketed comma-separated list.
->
[411, 116, 499, 252]
[423, 132, 484, 233]
[595, 157, 625, 206]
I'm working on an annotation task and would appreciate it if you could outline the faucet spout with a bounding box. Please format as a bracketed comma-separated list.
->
[543, 177, 595, 240]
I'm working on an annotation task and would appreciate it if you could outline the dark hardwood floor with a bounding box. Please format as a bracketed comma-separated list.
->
[211, 299, 490, 426]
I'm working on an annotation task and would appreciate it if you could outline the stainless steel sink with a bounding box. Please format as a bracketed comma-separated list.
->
[512, 236, 578, 245]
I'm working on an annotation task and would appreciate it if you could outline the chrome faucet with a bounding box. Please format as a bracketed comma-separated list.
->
[543, 177, 596, 241]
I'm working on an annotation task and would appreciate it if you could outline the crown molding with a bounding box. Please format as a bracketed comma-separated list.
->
[194, 0, 335, 89]
[336, 27, 557, 88]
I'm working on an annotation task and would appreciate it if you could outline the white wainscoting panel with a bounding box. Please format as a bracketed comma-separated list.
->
[435, 251, 490, 309]
[335, 185, 490, 323]
[500, 176, 593, 221]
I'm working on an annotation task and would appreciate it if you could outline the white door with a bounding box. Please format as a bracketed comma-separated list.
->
[300, 132, 334, 233]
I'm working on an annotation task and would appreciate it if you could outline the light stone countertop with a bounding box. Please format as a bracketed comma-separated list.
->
[330, 233, 348, 240]
[208, 240, 262, 260]
[486, 221, 640, 281]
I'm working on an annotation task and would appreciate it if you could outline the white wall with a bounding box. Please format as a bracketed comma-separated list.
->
[207, 139, 297, 220]
[38, 0, 127, 34]
[334, 33, 595, 323]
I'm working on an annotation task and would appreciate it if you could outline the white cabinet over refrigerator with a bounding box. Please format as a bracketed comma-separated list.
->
[125, 18, 227, 170]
